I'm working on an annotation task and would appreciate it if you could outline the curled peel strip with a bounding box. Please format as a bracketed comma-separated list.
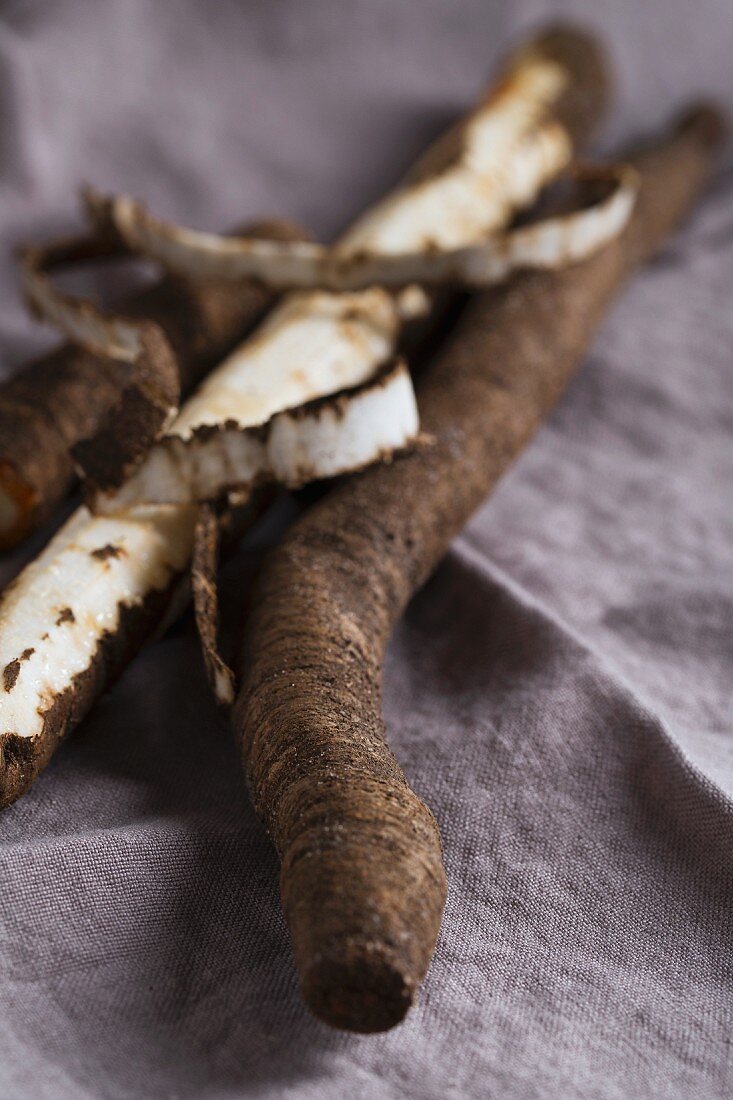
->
[17, 230, 180, 488]
[89, 164, 638, 293]
[93, 359, 420, 513]
[192, 504, 235, 706]
[18, 234, 142, 362]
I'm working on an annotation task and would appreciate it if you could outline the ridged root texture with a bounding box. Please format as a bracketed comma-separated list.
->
[237, 532, 446, 1033]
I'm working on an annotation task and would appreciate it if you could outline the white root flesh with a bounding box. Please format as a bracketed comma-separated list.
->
[95, 165, 637, 293]
[94, 360, 418, 511]
[0, 504, 196, 741]
[0, 33, 606, 740]
[170, 285, 420, 437]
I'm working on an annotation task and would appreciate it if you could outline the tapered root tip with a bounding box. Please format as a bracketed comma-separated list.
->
[302, 949, 414, 1033]
[281, 802, 446, 1032]
[275, 783, 447, 1032]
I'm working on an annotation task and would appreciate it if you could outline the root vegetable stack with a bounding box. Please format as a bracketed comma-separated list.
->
[0, 22, 724, 1036]
[0, 24, 606, 808]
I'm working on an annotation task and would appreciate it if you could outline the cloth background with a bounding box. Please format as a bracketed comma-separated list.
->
[0, 1, 731, 1097]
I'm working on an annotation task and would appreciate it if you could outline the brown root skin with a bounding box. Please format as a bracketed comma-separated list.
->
[0, 219, 308, 550]
[71, 320, 180, 492]
[235, 105, 725, 1033]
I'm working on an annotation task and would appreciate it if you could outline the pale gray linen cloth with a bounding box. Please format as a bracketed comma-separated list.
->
[0, 2, 731, 1097]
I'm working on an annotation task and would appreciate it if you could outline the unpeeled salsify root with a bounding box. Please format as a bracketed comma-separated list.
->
[234, 105, 726, 1034]
[0, 218, 306, 548]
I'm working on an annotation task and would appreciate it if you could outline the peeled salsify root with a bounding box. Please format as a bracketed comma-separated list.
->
[0, 24, 608, 808]
[0, 214, 305, 549]
[234, 106, 726, 1034]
